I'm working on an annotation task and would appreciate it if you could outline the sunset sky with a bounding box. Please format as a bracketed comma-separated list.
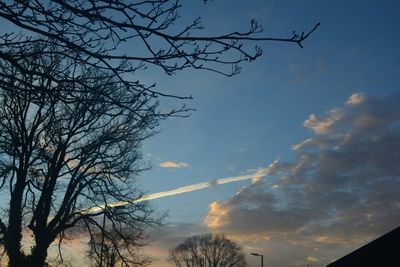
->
[131, 1, 400, 266]
[2, 1, 399, 267]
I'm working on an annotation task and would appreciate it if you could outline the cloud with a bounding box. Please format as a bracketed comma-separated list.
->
[346, 92, 366, 105]
[83, 167, 274, 214]
[159, 161, 190, 168]
[149, 222, 207, 246]
[204, 93, 400, 266]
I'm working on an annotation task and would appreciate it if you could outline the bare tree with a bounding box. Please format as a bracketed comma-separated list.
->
[0, 0, 319, 98]
[88, 232, 119, 267]
[0, 1, 319, 267]
[0, 46, 165, 267]
[169, 233, 247, 267]
[87, 225, 148, 267]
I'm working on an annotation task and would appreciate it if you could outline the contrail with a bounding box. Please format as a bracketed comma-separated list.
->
[83, 168, 269, 214]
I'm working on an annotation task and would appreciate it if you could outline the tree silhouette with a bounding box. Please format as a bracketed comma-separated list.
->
[0, 0, 319, 98]
[0, 46, 163, 267]
[86, 220, 152, 267]
[88, 232, 119, 267]
[169, 233, 247, 267]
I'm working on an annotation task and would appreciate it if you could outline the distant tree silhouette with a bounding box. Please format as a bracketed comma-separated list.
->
[169, 233, 247, 267]
[87, 229, 144, 267]
[0, 46, 162, 267]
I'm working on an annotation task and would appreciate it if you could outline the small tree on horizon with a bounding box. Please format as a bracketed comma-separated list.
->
[169, 233, 247, 267]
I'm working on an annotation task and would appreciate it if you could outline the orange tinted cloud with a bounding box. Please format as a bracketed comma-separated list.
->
[204, 201, 228, 229]
[159, 161, 190, 168]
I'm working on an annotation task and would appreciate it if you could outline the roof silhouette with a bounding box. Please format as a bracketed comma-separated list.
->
[327, 226, 400, 267]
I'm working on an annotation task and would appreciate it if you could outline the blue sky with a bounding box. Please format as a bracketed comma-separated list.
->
[130, 1, 400, 266]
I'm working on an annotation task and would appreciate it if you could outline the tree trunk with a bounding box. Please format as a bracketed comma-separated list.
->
[27, 241, 50, 267]
[6, 179, 27, 267]
[5, 215, 26, 267]
[7, 250, 26, 267]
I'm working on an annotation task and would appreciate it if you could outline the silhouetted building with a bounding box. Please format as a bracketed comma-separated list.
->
[327, 226, 400, 267]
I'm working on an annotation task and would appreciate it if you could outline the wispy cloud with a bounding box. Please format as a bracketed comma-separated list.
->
[83, 167, 274, 214]
[159, 161, 190, 168]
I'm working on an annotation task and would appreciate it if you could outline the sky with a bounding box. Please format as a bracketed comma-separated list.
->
[1, 1, 400, 267]
[130, 1, 400, 266]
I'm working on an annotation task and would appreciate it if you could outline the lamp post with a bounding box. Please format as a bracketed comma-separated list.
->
[250, 253, 264, 267]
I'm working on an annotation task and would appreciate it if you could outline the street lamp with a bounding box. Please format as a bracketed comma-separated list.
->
[250, 253, 264, 267]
